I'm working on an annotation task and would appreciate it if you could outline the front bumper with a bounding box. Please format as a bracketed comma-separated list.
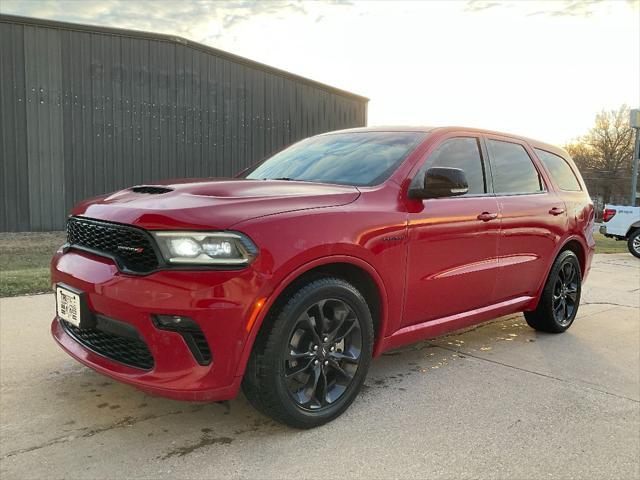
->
[50, 248, 266, 401]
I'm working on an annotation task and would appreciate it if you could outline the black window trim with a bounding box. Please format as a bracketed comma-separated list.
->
[484, 136, 549, 197]
[409, 134, 494, 200]
[533, 147, 583, 192]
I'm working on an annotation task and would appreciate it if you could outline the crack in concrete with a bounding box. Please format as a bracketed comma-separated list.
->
[576, 306, 620, 320]
[433, 343, 640, 404]
[581, 301, 638, 309]
[595, 261, 640, 269]
[1, 406, 205, 460]
[160, 435, 233, 459]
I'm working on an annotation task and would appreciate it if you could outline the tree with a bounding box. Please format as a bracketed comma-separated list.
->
[565, 105, 636, 205]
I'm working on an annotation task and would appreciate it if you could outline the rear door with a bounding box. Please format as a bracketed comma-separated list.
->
[485, 136, 568, 301]
[403, 135, 500, 327]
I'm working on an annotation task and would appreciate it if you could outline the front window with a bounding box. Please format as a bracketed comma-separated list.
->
[411, 137, 487, 195]
[243, 132, 426, 187]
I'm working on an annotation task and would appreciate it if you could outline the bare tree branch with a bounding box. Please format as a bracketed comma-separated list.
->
[564, 105, 635, 205]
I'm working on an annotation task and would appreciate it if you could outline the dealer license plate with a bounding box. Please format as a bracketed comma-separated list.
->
[56, 286, 82, 327]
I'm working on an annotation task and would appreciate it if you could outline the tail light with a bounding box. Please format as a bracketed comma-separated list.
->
[603, 208, 617, 222]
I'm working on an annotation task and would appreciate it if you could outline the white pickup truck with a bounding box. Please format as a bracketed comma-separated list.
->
[600, 204, 640, 258]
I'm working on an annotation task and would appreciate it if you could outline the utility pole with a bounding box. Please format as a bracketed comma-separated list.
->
[631, 109, 640, 206]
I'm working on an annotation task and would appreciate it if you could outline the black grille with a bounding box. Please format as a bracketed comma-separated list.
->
[61, 320, 154, 370]
[67, 217, 160, 274]
[131, 185, 173, 194]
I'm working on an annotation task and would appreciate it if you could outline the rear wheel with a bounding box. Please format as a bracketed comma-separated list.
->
[242, 277, 373, 429]
[524, 250, 581, 333]
[627, 229, 640, 259]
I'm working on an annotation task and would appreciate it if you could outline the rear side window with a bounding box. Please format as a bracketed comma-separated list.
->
[488, 140, 544, 194]
[414, 137, 487, 195]
[534, 149, 582, 191]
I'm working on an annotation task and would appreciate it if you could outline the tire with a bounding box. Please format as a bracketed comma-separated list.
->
[242, 277, 374, 429]
[627, 229, 640, 259]
[524, 250, 582, 333]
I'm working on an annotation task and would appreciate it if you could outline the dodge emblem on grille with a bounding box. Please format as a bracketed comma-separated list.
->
[117, 245, 144, 253]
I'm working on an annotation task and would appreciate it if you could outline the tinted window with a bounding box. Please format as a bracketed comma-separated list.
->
[413, 137, 486, 195]
[243, 132, 426, 187]
[535, 148, 581, 191]
[488, 140, 544, 194]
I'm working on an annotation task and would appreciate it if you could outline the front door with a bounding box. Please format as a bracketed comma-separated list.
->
[403, 136, 500, 327]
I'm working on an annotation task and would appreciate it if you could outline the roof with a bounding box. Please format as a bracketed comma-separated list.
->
[0, 14, 369, 103]
[323, 125, 567, 154]
[324, 126, 436, 134]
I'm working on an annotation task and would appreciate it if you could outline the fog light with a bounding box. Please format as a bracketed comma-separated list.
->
[154, 315, 199, 331]
[152, 315, 212, 366]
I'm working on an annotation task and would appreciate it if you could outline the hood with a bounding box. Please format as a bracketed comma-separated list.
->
[71, 179, 360, 230]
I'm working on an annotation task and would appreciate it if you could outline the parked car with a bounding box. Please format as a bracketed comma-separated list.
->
[600, 204, 640, 258]
[51, 126, 595, 428]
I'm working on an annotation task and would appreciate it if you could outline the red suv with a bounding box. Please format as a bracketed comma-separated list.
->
[51, 127, 595, 428]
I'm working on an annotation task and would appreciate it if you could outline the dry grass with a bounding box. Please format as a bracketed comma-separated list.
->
[594, 232, 629, 254]
[0, 232, 66, 297]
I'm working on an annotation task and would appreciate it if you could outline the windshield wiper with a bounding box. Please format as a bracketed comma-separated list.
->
[264, 177, 295, 181]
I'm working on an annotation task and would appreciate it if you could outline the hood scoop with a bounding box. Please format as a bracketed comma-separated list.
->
[131, 185, 173, 195]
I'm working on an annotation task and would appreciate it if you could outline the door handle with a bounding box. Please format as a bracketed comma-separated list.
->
[549, 207, 565, 216]
[477, 212, 498, 222]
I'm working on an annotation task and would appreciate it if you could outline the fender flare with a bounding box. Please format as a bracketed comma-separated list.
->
[627, 221, 640, 237]
[527, 235, 590, 310]
[234, 254, 390, 378]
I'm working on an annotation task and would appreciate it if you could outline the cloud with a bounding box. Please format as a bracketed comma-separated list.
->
[0, 0, 347, 43]
[218, 1, 309, 29]
[464, 1, 502, 13]
[464, 0, 619, 18]
[527, 0, 603, 18]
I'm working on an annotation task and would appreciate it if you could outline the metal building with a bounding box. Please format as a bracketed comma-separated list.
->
[0, 15, 368, 231]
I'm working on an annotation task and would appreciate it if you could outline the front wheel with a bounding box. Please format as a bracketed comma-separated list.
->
[628, 229, 640, 259]
[524, 250, 582, 333]
[242, 277, 373, 428]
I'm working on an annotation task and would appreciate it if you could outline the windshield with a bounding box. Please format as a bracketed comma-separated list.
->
[242, 132, 426, 186]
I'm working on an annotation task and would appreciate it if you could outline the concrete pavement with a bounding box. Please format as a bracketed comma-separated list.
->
[1, 254, 638, 479]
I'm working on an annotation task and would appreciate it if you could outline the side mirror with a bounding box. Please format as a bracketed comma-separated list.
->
[409, 167, 469, 199]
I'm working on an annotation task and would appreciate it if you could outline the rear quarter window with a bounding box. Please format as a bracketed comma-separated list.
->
[534, 148, 582, 191]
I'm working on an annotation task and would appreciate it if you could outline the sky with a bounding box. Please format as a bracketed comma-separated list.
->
[2, 0, 639, 144]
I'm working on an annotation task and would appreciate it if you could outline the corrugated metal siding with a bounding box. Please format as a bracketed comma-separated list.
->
[0, 16, 368, 231]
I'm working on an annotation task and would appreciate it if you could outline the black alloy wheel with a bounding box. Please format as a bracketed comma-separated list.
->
[284, 299, 362, 409]
[242, 277, 373, 428]
[551, 259, 579, 326]
[525, 250, 582, 333]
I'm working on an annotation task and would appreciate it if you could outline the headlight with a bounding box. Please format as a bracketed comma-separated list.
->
[152, 231, 258, 266]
